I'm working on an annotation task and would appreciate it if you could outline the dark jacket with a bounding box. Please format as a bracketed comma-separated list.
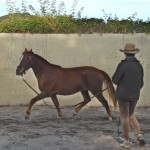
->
[112, 56, 144, 101]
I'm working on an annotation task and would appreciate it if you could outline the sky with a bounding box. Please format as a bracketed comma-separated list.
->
[0, 0, 150, 21]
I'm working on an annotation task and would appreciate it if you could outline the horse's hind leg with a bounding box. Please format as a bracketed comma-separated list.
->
[51, 95, 63, 119]
[73, 90, 90, 116]
[96, 93, 112, 121]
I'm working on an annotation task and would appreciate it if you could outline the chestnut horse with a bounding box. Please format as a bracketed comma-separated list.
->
[16, 49, 117, 120]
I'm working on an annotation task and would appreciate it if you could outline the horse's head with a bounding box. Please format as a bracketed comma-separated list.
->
[16, 48, 34, 76]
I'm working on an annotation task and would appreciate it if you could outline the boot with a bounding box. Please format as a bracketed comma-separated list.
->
[137, 134, 146, 146]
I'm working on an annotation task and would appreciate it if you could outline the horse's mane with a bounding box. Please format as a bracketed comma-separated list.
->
[34, 54, 61, 68]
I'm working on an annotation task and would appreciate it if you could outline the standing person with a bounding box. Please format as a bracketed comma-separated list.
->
[112, 43, 146, 148]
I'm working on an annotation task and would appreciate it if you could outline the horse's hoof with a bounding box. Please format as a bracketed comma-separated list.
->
[108, 116, 112, 121]
[25, 114, 30, 119]
[73, 110, 77, 116]
[58, 116, 64, 120]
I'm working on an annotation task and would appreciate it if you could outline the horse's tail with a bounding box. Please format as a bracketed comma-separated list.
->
[101, 71, 117, 108]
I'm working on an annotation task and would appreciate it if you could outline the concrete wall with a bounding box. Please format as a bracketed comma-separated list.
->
[0, 33, 150, 106]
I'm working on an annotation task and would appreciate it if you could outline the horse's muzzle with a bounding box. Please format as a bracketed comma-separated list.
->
[16, 66, 24, 76]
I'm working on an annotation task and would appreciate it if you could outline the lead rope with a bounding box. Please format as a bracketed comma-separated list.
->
[118, 116, 121, 136]
[22, 78, 56, 109]
[22, 78, 108, 109]
[22, 78, 121, 137]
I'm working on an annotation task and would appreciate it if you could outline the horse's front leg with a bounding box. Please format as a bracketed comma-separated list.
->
[51, 95, 63, 119]
[25, 92, 47, 119]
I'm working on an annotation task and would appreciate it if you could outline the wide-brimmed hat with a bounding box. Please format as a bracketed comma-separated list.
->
[119, 43, 140, 54]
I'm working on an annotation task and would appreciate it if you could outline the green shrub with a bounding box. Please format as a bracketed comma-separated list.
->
[0, 14, 52, 33]
[0, 0, 150, 34]
[0, 14, 150, 34]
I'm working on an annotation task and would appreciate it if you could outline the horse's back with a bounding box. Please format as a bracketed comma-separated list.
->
[62, 66, 101, 74]
[61, 66, 104, 86]
[57, 66, 102, 80]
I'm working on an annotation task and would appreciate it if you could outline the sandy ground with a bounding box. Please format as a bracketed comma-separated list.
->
[0, 105, 150, 150]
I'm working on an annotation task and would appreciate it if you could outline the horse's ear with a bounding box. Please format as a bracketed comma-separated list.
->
[23, 48, 28, 55]
[25, 48, 28, 52]
[29, 49, 34, 54]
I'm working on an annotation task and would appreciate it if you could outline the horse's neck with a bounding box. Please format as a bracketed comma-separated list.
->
[30, 54, 60, 79]
[30, 55, 46, 78]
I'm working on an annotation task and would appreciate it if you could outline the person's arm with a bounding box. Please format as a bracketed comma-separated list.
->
[112, 63, 124, 85]
[140, 66, 144, 89]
